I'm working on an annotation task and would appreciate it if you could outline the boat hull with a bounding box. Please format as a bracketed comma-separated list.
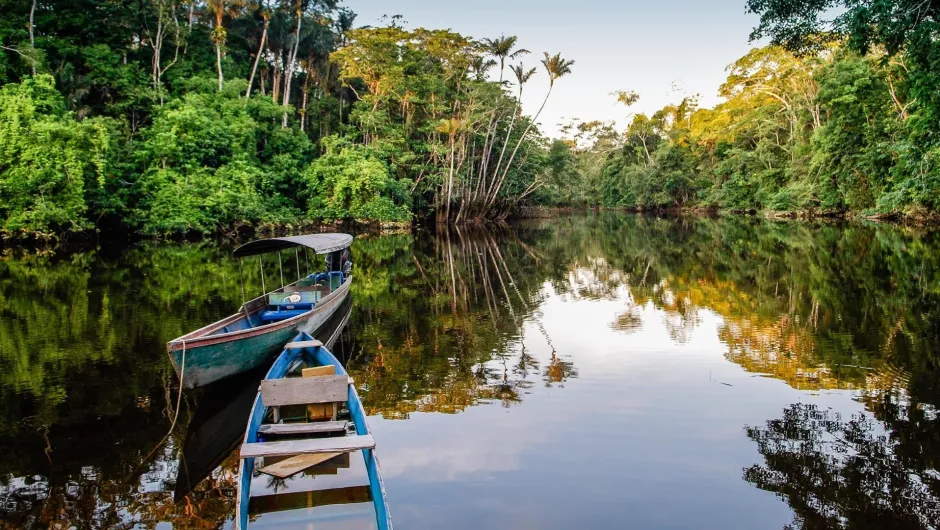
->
[167, 277, 351, 389]
[235, 332, 392, 530]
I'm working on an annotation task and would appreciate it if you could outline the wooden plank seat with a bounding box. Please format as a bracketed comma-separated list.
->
[261, 373, 348, 423]
[285, 340, 323, 350]
[240, 434, 376, 458]
[261, 375, 348, 407]
[258, 420, 348, 436]
[243, 360, 363, 462]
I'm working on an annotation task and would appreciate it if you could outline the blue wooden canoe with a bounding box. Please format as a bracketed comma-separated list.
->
[167, 234, 353, 389]
[235, 332, 392, 530]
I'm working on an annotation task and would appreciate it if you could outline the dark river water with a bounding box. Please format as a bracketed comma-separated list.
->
[1, 213, 939, 530]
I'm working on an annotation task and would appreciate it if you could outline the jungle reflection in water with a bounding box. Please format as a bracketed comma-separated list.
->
[0, 213, 938, 529]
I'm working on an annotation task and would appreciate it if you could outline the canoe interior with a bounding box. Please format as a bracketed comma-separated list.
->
[182, 271, 348, 342]
[237, 333, 391, 530]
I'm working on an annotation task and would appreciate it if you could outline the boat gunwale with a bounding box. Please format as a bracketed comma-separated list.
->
[166, 275, 351, 351]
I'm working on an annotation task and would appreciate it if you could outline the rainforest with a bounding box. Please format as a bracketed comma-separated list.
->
[1, 0, 940, 240]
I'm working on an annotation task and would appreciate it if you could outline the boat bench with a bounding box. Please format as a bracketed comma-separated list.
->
[242, 367, 367, 459]
[260, 291, 318, 323]
[240, 434, 375, 458]
[258, 420, 348, 436]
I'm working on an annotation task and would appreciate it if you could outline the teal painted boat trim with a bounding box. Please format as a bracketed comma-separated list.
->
[167, 275, 351, 389]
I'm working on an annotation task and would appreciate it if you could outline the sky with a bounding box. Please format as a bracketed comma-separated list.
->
[343, 0, 763, 138]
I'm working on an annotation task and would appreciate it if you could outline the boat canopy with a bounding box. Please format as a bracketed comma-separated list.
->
[233, 233, 353, 258]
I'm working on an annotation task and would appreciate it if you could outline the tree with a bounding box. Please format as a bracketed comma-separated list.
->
[206, 0, 245, 91]
[483, 34, 529, 83]
[488, 52, 574, 208]
[0, 75, 114, 235]
[245, 0, 272, 98]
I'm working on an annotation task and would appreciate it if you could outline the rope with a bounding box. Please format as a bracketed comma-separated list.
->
[168, 340, 187, 430]
[131, 339, 187, 479]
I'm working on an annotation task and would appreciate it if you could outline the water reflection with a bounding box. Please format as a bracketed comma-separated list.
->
[346, 227, 578, 418]
[745, 402, 940, 529]
[0, 214, 938, 529]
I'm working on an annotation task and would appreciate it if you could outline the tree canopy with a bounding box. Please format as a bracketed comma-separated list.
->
[3, 0, 940, 240]
[0, 0, 575, 238]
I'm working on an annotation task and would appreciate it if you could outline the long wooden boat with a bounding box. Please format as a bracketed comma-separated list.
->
[173, 299, 352, 502]
[236, 333, 392, 530]
[167, 233, 353, 389]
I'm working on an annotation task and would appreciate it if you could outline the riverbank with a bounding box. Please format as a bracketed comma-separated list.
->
[513, 205, 940, 228]
[4, 205, 939, 253]
[0, 218, 413, 253]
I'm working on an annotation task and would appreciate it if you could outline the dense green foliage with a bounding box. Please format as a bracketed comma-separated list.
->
[5, 0, 940, 237]
[0, 0, 572, 238]
[555, 0, 940, 219]
[0, 76, 114, 235]
[563, 43, 938, 217]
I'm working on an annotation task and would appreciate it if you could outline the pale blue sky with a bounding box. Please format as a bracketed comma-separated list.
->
[343, 0, 762, 137]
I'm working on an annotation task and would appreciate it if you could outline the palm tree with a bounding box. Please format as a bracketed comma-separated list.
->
[207, 0, 245, 91]
[510, 63, 536, 101]
[488, 53, 574, 208]
[245, 0, 273, 98]
[483, 35, 529, 83]
[488, 63, 536, 194]
[471, 56, 497, 81]
[542, 52, 575, 88]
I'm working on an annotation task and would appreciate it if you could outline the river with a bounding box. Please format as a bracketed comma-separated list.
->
[1, 213, 938, 529]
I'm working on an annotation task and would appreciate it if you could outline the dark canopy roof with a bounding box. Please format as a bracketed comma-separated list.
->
[233, 233, 353, 258]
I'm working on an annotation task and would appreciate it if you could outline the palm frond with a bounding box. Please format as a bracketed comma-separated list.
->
[541, 52, 575, 86]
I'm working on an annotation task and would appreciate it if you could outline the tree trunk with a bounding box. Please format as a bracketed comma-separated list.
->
[216, 42, 224, 91]
[29, 0, 36, 75]
[281, 11, 303, 128]
[488, 85, 552, 207]
[444, 134, 456, 223]
[272, 65, 280, 103]
[152, 17, 163, 91]
[488, 94, 521, 199]
[300, 70, 310, 131]
[245, 17, 269, 98]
